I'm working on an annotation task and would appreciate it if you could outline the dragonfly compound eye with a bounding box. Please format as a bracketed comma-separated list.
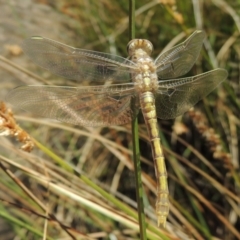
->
[127, 39, 153, 56]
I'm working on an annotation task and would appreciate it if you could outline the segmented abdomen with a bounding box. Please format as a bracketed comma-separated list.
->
[140, 91, 169, 228]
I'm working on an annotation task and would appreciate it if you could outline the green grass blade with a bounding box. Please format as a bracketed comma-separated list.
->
[129, 0, 147, 239]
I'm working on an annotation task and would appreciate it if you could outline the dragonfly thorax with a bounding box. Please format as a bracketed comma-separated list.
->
[133, 57, 158, 92]
[134, 72, 158, 92]
[128, 40, 158, 93]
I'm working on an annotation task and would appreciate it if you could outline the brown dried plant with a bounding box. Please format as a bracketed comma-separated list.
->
[188, 109, 232, 171]
[0, 102, 34, 152]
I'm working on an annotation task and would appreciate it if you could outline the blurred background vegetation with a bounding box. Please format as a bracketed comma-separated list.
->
[0, 0, 240, 239]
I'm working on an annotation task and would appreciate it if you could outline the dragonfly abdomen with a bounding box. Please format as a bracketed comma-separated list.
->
[140, 91, 169, 228]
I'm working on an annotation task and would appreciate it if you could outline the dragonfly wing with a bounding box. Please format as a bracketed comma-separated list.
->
[155, 30, 205, 79]
[155, 69, 228, 119]
[7, 84, 136, 126]
[22, 37, 135, 82]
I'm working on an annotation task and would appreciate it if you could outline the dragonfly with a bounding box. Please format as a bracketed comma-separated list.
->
[7, 30, 228, 228]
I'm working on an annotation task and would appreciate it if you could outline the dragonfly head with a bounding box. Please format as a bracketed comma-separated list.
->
[127, 39, 153, 56]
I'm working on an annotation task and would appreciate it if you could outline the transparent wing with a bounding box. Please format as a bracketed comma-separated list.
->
[6, 84, 137, 126]
[155, 30, 206, 79]
[155, 68, 228, 119]
[22, 37, 135, 82]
